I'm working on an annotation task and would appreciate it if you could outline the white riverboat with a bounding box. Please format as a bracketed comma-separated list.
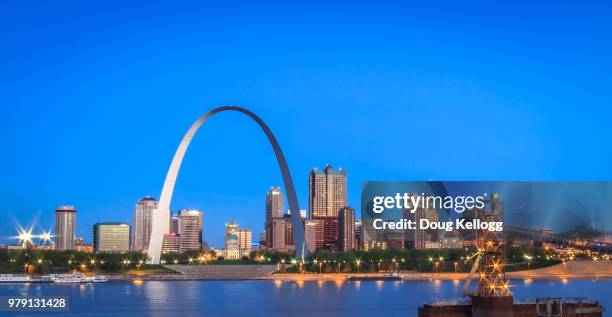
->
[0, 274, 31, 283]
[52, 273, 108, 283]
[53, 273, 88, 283]
[91, 275, 108, 283]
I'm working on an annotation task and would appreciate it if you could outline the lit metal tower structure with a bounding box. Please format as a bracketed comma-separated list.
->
[463, 193, 513, 317]
[475, 193, 511, 297]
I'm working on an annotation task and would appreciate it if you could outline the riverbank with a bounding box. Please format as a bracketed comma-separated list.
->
[101, 261, 612, 281]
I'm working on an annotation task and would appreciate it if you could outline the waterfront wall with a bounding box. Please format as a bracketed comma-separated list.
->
[164, 264, 277, 279]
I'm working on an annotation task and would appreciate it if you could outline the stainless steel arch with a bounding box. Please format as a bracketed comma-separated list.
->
[147, 106, 307, 264]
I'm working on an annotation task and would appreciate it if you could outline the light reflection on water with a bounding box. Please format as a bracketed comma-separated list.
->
[0, 279, 609, 317]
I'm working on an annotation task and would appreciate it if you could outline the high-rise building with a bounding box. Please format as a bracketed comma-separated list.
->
[93, 222, 131, 252]
[236, 229, 252, 253]
[304, 220, 317, 253]
[283, 214, 294, 246]
[55, 205, 77, 251]
[354, 220, 362, 250]
[132, 196, 158, 252]
[265, 187, 284, 248]
[170, 215, 179, 234]
[162, 233, 180, 254]
[338, 206, 355, 251]
[309, 165, 347, 218]
[271, 217, 294, 252]
[178, 209, 202, 252]
[411, 204, 439, 250]
[309, 165, 347, 250]
[266, 187, 284, 220]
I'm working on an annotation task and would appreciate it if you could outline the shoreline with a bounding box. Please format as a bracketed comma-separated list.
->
[6, 261, 611, 283]
[105, 260, 612, 282]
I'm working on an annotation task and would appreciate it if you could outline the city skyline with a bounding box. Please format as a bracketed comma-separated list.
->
[2, 1, 612, 247]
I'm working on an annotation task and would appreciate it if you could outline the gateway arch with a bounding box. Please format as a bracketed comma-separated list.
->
[147, 106, 308, 264]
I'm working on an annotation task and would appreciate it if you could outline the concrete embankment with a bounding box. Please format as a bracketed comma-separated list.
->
[106, 261, 612, 281]
[163, 264, 277, 280]
[507, 260, 612, 279]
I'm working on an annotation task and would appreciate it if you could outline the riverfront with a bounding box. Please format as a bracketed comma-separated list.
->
[90, 260, 612, 281]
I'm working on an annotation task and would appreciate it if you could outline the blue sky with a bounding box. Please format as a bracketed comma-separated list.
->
[1, 1, 611, 246]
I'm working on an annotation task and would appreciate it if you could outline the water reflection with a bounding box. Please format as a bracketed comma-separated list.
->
[0, 279, 608, 316]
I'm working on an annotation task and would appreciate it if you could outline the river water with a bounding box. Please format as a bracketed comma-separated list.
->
[0, 279, 610, 316]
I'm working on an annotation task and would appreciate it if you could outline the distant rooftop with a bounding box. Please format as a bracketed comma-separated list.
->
[94, 222, 130, 226]
[312, 164, 346, 175]
[56, 205, 76, 212]
[139, 195, 157, 202]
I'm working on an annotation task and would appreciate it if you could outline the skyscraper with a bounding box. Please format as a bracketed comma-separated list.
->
[93, 222, 131, 252]
[354, 220, 362, 250]
[265, 187, 284, 248]
[271, 217, 295, 252]
[304, 220, 317, 253]
[309, 165, 347, 218]
[412, 204, 439, 249]
[132, 196, 158, 252]
[55, 205, 76, 251]
[309, 165, 347, 250]
[338, 206, 355, 251]
[178, 209, 202, 252]
[170, 214, 179, 234]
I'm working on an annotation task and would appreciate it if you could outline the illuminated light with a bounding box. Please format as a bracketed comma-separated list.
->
[17, 228, 33, 245]
[291, 259, 297, 265]
[37, 259, 42, 264]
[39, 231, 52, 242]
[133, 279, 144, 285]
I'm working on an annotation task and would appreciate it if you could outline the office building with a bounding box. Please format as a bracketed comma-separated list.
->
[265, 187, 284, 249]
[55, 205, 77, 251]
[170, 215, 179, 234]
[304, 220, 317, 253]
[132, 196, 158, 252]
[271, 216, 294, 252]
[413, 204, 439, 249]
[354, 220, 362, 250]
[93, 222, 131, 252]
[309, 165, 347, 218]
[178, 209, 202, 252]
[161, 233, 180, 254]
[236, 229, 252, 253]
[309, 165, 347, 250]
[338, 206, 355, 251]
